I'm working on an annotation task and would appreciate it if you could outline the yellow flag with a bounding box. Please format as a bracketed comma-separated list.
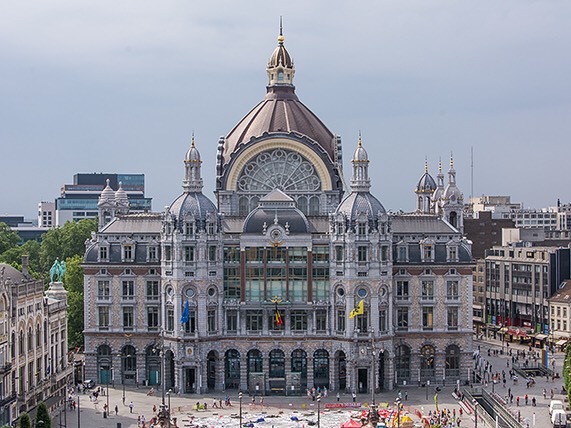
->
[349, 299, 365, 319]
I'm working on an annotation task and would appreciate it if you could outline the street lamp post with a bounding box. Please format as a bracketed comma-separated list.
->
[371, 349, 376, 407]
[118, 353, 125, 405]
[77, 395, 80, 428]
[317, 394, 321, 428]
[106, 366, 110, 418]
[396, 397, 401, 428]
[239, 392, 243, 427]
[425, 380, 430, 400]
[473, 398, 478, 428]
[167, 389, 172, 428]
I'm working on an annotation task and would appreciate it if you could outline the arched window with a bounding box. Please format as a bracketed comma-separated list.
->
[309, 196, 320, 215]
[313, 349, 330, 388]
[395, 345, 410, 382]
[445, 345, 461, 379]
[239, 196, 249, 216]
[297, 196, 308, 215]
[225, 349, 240, 389]
[269, 349, 285, 378]
[449, 211, 458, 228]
[420, 345, 436, 379]
[28, 327, 33, 352]
[19, 330, 24, 355]
[36, 325, 41, 347]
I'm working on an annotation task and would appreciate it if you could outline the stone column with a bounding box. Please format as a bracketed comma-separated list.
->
[307, 356, 314, 389]
[240, 355, 248, 392]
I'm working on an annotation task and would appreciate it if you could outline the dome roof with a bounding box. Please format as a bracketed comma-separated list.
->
[185, 135, 201, 163]
[168, 192, 216, 223]
[336, 192, 386, 219]
[416, 172, 437, 193]
[268, 35, 293, 69]
[98, 179, 115, 206]
[353, 137, 368, 162]
[115, 182, 129, 206]
[222, 86, 336, 165]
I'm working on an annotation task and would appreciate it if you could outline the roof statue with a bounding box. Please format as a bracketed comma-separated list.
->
[49, 258, 66, 283]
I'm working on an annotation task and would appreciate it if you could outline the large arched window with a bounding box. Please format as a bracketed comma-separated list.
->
[269, 349, 285, 378]
[237, 149, 321, 193]
[420, 344, 436, 379]
[225, 349, 240, 389]
[313, 349, 330, 388]
[395, 345, 410, 382]
[445, 345, 461, 379]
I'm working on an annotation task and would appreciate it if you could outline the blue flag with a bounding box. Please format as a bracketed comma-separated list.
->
[180, 300, 189, 324]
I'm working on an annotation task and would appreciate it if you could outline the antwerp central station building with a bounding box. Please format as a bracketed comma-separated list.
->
[83, 31, 474, 396]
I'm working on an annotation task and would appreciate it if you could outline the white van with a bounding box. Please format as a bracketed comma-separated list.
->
[551, 409, 566, 428]
[551, 400, 565, 415]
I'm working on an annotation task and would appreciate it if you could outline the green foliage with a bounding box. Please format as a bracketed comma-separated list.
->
[0, 222, 20, 254]
[62, 255, 85, 293]
[0, 240, 42, 278]
[19, 412, 31, 428]
[35, 402, 51, 428]
[39, 218, 97, 274]
[67, 290, 85, 348]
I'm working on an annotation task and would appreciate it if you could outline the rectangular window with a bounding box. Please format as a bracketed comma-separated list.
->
[165, 245, 172, 261]
[396, 281, 409, 300]
[448, 246, 457, 261]
[379, 309, 387, 332]
[398, 246, 407, 261]
[291, 311, 307, 331]
[357, 246, 368, 262]
[356, 311, 368, 332]
[124, 245, 133, 261]
[336, 309, 346, 332]
[421, 281, 434, 300]
[98, 306, 109, 330]
[381, 246, 388, 261]
[147, 307, 159, 330]
[183, 310, 196, 334]
[146, 281, 159, 300]
[446, 280, 459, 300]
[423, 245, 433, 261]
[358, 223, 366, 237]
[185, 222, 194, 235]
[226, 311, 238, 332]
[209, 246, 217, 262]
[447, 307, 459, 330]
[422, 307, 434, 330]
[97, 280, 110, 300]
[123, 307, 134, 330]
[207, 310, 216, 332]
[564, 308, 568, 317]
[316, 310, 327, 332]
[122, 280, 135, 299]
[167, 308, 174, 332]
[397, 308, 408, 331]
[246, 311, 263, 331]
[184, 246, 195, 262]
[335, 246, 344, 261]
[148, 246, 157, 261]
[99, 246, 108, 260]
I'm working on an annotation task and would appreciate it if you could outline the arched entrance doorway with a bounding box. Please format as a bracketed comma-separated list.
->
[146, 346, 161, 386]
[291, 349, 307, 394]
[247, 349, 263, 394]
[225, 349, 240, 390]
[335, 351, 346, 392]
[207, 350, 217, 391]
[97, 344, 112, 385]
[313, 349, 330, 389]
[269, 349, 285, 394]
[377, 351, 385, 391]
[395, 345, 410, 385]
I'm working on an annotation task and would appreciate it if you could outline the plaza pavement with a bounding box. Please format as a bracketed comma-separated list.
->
[51, 337, 567, 428]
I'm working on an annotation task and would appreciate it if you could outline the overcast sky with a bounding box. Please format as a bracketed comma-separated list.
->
[1, 1, 570, 220]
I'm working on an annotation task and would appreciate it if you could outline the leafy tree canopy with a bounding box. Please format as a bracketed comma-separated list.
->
[67, 290, 85, 348]
[62, 254, 84, 293]
[19, 412, 31, 428]
[0, 240, 41, 278]
[39, 218, 97, 273]
[0, 222, 20, 254]
[35, 402, 52, 428]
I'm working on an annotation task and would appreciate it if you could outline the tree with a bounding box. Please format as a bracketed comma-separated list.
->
[35, 402, 51, 428]
[0, 222, 20, 254]
[18, 412, 31, 428]
[62, 255, 84, 293]
[0, 240, 41, 278]
[67, 290, 85, 348]
[39, 218, 97, 274]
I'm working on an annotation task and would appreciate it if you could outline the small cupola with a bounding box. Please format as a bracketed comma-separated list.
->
[267, 22, 295, 87]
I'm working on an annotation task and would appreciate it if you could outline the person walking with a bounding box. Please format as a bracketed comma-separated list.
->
[336, 392, 340, 402]
[129, 401, 134, 413]
[115, 405, 119, 415]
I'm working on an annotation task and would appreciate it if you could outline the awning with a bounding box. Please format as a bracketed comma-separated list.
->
[556, 339, 569, 346]
[507, 328, 529, 337]
[498, 327, 508, 334]
[535, 334, 548, 340]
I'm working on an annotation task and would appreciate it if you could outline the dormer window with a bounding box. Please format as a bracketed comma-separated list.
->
[123, 245, 134, 262]
[99, 245, 108, 261]
[185, 222, 194, 236]
[447, 245, 458, 262]
[357, 222, 366, 237]
[420, 239, 435, 262]
[397, 243, 408, 262]
[148, 246, 158, 262]
[278, 71, 284, 81]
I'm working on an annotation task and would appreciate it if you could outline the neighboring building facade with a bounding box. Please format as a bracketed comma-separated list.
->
[83, 32, 474, 395]
[0, 258, 73, 426]
[548, 280, 571, 343]
[484, 245, 571, 344]
[38, 202, 55, 228]
[55, 173, 152, 225]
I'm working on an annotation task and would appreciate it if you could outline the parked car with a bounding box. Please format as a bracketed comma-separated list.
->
[83, 379, 95, 389]
[551, 409, 566, 427]
[550, 400, 564, 415]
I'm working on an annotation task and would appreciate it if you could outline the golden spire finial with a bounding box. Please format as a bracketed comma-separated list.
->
[438, 157, 442, 173]
[450, 152, 454, 169]
[358, 130, 362, 147]
[191, 131, 195, 148]
[424, 157, 429, 174]
[278, 16, 284, 44]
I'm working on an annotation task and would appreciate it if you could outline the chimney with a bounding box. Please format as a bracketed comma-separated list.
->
[21, 255, 29, 277]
